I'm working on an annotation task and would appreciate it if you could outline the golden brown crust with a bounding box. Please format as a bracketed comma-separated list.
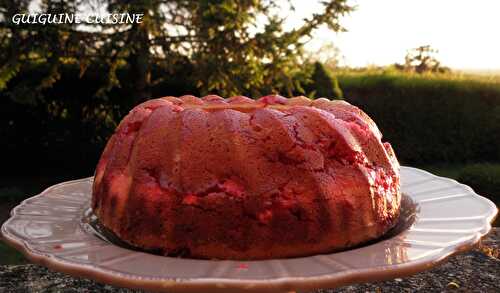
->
[92, 95, 401, 260]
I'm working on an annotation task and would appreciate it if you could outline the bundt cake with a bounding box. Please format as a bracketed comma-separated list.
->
[92, 95, 401, 260]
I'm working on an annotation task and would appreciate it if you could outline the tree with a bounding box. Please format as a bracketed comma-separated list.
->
[0, 0, 355, 175]
[77, 0, 354, 99]
[1, 0, 354, 101]
[308, 61, 343, 99]
[0, 0, 354, 139]
[403, 45, 450, 74]
[0, 0, 100, 103]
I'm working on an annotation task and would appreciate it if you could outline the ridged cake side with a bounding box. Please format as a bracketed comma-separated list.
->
[92, 95, 401, 260]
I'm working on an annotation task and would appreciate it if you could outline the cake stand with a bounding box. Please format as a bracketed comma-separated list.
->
[1, 167, 497, 293]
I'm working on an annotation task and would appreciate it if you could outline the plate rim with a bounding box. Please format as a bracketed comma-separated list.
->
[1, 166, 498, 292]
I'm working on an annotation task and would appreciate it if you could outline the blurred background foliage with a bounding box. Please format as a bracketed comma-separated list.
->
[1, 0, 499, 200]
[0, 0, 359, 263]
[0, 0, 353, 176]
[0, 0, 499, 265]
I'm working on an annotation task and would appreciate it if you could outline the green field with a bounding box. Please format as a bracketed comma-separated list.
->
[336, 67, 500, 85]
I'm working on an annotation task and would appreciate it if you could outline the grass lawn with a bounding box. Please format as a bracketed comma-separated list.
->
[0, 242, 27, 265]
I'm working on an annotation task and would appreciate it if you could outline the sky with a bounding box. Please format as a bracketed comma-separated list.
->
[25, 0, 500, 71]
[289, 0, 500, 71]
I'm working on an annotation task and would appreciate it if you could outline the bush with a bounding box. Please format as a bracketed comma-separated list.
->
[338, 72, 500, 164]
[307, 62, 343, 99]
[458, 164, 500, 205]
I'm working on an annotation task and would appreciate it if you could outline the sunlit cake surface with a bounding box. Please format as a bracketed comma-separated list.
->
[92, 95, 401, 260]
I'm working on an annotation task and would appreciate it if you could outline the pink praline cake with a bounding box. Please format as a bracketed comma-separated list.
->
[92, 95, 401, 260]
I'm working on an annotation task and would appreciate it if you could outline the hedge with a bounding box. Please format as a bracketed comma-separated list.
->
[339, 72, 500, 164]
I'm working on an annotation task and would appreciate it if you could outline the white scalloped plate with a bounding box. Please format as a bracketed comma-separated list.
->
[1, 167, 497, 293]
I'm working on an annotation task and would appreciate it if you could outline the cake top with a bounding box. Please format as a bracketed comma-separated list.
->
[131, 94, 382, 141]
[161, 94, 347, 112]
